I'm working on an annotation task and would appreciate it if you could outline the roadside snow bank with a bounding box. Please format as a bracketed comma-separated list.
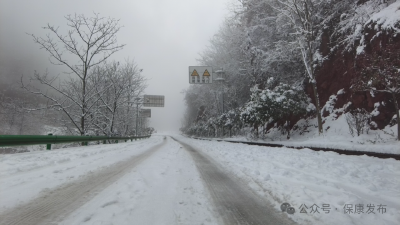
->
[221, 114, 400, 154]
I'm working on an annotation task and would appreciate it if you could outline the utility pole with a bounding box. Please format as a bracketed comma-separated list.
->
[215, 68, 225, 113]
[215, 68, 225, 136]
[130, 95, 164, 137]
[188, 66, 214, 136]
[134, 97, 141, 137]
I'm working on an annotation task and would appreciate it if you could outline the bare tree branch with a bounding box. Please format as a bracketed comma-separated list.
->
[25, 13, 126, 135]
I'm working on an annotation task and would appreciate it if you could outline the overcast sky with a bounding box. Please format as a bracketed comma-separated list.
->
[0, 0, 231, 132]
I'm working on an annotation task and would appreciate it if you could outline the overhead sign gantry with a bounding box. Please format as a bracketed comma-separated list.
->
[133, 95, 164, 136]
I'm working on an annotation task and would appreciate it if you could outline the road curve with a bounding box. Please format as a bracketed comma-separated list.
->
[0, 139, 166, 225]
[171, 136, 297, 225]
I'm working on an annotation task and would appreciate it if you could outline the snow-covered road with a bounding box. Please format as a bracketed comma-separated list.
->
[60, 136, 220, 225]
[0, 134, 399, 225]
[0, 136, 222, 225]
[0, 137, 163, 212]
[1, 139, 165, 225]
[173, 137, 294, 225]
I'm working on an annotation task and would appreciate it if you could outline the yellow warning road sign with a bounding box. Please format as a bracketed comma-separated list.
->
[189, 66, 213, 84]
[203, 69, 210, 76]
[191, 69, 199, 76]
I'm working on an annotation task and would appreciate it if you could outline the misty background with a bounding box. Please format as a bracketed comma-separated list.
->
[0, 0, 230, 132]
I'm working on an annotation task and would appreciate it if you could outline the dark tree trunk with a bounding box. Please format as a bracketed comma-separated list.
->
[392, 93, 400, 141]
[312, 82, 323, 134]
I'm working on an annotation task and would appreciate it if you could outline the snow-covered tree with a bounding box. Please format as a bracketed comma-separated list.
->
[238, 0, 304, 87]
[345, 108, 371, 137]
[336, 0, 395, 51]
[274, 0, 326, 134]
[241, 79, 308, 138]
[23, 13, 125, 136]
[182, 0, 400, 140]
[241, 85, 267, 137]
[90, 60, 146, 137]
[198, 18, 252, 114]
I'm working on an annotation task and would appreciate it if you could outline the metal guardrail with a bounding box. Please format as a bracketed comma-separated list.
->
[0, 134, 151, 150]
[187, 136, 400, 161]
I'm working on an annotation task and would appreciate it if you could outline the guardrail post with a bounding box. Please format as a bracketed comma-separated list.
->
[83, 135, 89, 146]
[46, 133, 53, 150]
[103, 139, 106, 144]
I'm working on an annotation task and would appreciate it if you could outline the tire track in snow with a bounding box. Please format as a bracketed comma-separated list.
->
[171, 136, 296, 225]
[0, 139, 166, 225]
